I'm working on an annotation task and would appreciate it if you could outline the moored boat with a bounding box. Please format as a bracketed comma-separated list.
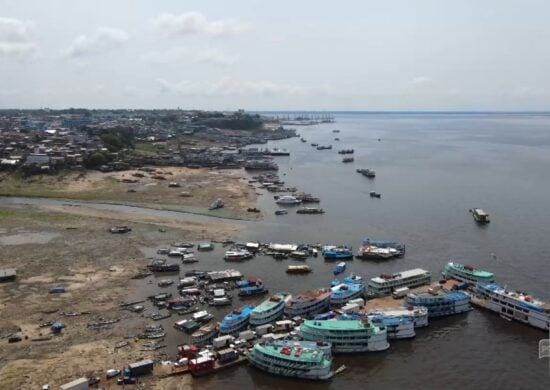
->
[296, 207, 325, 214]
[300, 319, 389, 353]
[239, 284, 269, 297]
[366, 268, 431, 298]
[322, 246, 353, 261]
[330, 276, 364, 307]
[275, 195, 302, 205]
[284, 288, 330, 318]
[286, 265, 311, 274]
[224, 249, 254, 261]
[366, 306, 429, 328]
[190, 323, 218, 346]
[405, 289, 471, 318]
[250, 293, 292, 326]
[471, 283, 550, 331]
[333, 262, 346, 275]
[442, 262, 494, 285]
[219, 305, 254, 334]
[367, 315, 416, 339]
[248, 340, 333, 380]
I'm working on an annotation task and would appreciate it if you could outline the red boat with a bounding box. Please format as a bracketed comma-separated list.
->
[189, 356, 215, 376]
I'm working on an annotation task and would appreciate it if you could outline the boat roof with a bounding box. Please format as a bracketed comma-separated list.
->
[473, 208, 488, 216]
[303, 319, 381, 331]
[447, 262, 494, 277]
[479, 283, 549, 310]
[371, 268, 430, 284]
[368, 306, 428, 316]
[253, 293, 288, 312]
[253, 343, 329, 365]
[287, 289, 329, 304]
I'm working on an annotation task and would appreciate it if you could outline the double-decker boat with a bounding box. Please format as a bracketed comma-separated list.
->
[250, 293, 292, 326]
[284, 288, 330, 318]
[219, 305, 254, 334]
[472, 283, 550, 331]
[366, 306, 429, 328]
[300, 319, 389, 353]
[442, 262, 494, 285]
[366, 268, 431, 298]
[330, 275, 364, 307]
[367, 315, 416, 339]
[405, 289, 471, 318]
[190, 323, 218, 346]
[248, 340, 333, 380]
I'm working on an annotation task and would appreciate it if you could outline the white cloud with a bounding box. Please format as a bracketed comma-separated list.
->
[157, 77, 306, 97]
[194, 49, 236, 66]
[0, 17, 36, 58]
[143, 47, 236, 66]
[63, 27, 129, 58]
[153, 12, 249, 38]
[410, 76, 431, 85]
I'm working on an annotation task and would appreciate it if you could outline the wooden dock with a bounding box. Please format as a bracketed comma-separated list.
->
[154, 355, 248, 378]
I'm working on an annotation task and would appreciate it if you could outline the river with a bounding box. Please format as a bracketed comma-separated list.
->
[3, 112, 550, 389]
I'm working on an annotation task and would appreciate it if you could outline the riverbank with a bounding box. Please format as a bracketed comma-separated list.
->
[0, 167, 261, 220]
[0, 204, 240, 389]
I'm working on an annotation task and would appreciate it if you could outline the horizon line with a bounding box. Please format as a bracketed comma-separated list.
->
[1, 108, 550, 114]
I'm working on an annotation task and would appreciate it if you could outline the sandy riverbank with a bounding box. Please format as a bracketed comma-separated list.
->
[0, 203, 240, 389]
[0, 167, 261, 220]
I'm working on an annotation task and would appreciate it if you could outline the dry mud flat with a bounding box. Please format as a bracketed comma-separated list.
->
[0, 206, 237, 389]
[0, 167, 260, 220]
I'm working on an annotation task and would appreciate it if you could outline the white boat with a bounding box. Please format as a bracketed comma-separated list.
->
[367, 268, 431, 298]
[472, 283, 550, 331]
[224, 249, 254, 261]
[367, 315, 416, 339]
[275, 195, 302, 205]
[193, 310, 214, 323]
[367, 306, 429, 328]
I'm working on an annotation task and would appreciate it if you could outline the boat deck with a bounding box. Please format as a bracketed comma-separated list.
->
[364, 280, 460, 311]
[155, 355, 248, 378]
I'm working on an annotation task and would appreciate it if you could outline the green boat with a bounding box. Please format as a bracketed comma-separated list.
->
[300, 319, 389, 353]
[248, 340, 333, 380]
[442, 261, 494, 285]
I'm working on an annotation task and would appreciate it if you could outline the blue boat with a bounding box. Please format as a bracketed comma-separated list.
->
[237, 277, 262, 288]
[405, 290, 471, 318]
[219, 305, 254, 334]
[343, 274, 363, 285]
[314, 311, 336, 320]
[322, 246, 354, 261]
[239, 284, 269, 297]
[330, 278, 364, 307]
[330, 278, 340, 287]
[333, 262, 346, 275]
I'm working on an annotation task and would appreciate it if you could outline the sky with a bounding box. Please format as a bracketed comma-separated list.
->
[1, 0, 549, 111]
